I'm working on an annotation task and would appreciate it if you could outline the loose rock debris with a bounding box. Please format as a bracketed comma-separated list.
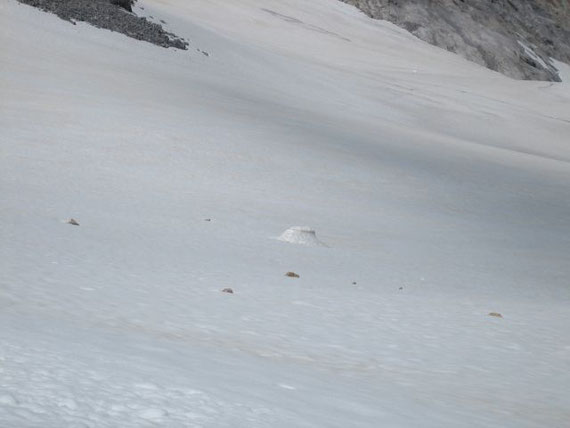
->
[285, 272, 300, 278]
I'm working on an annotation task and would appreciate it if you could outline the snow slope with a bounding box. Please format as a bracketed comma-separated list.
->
[1, 0, 570, 426]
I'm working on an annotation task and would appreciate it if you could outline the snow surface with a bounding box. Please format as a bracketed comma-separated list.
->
[552, 58, 570, 83]
[1, 0, 570, 426]
[278, 227, 327, 247]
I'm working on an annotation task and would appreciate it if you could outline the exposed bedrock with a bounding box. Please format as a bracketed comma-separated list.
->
[341, 0, 570, 81]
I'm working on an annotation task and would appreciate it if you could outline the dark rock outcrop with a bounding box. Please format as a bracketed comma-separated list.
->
[17, 0, 188, 50]
[341, 0, 570, 81]
[110, 0, 135, 13]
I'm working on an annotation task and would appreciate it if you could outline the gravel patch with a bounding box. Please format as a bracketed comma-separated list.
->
[17, 0, 188, 50]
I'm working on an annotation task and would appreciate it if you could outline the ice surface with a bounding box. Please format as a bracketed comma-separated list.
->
[1, 0, 570, 427]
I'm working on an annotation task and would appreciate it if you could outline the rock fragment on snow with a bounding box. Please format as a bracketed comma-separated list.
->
[285, 272, 300, 278]
[489, 312, 503, 318]
[67, 218, 80, 226]
[221, 288, 234, 294]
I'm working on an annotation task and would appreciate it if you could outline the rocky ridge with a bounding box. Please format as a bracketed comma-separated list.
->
[341, 0, 570, 81]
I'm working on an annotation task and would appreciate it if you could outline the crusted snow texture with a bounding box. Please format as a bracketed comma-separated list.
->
[341, 0, 570, 82]
[17, 0, 188, 50]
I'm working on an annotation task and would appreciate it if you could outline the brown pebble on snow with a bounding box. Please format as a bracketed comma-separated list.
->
[221, 288, 234, 294]
[285, 272, 300, 278]
[489, 312, 503, 318]
[67, 218, 80, 226]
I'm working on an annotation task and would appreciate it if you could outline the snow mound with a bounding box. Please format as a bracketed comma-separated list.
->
[277, 226, 327, 247]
